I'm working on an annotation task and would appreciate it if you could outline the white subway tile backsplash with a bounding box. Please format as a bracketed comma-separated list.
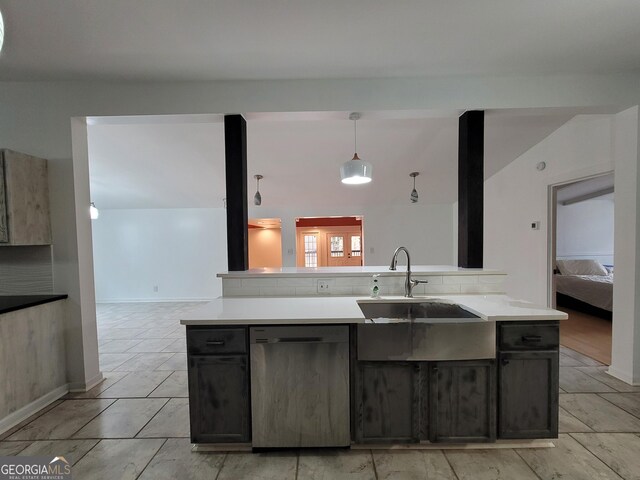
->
[222, 273, 504, 297]
[295, 287, 318, 296]
[222, 279, 241, 288]
[335, 276, 371, 286]
[332, 286, 354, 295]
[460, 284, 504, 294]
[277, 277, 314, 287]
[478, 275, 507, 284]
[352, 286, 372, 296]
[260, 286, 296, 296]
[424, 284, 461, 294]
[223, 287, 261, 297]
[443, 275, 478, 284]
[241, 278, 274, 287]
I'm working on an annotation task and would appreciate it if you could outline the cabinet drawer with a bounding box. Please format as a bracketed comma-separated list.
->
[499, 323, 558, 351]
[187, 327, 247, 355]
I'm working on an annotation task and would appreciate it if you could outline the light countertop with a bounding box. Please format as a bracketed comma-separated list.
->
[180, 294, 567, 325]
[217, 266, 505, 278]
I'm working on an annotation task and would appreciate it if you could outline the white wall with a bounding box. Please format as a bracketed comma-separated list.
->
[556, 194, 614, 265]
[484, 115, 615, 304]
[249, 203, 454, 268]
[611, 106, 640, 384]
[0, 74, 637, 388]
[92, 208, 227, 302]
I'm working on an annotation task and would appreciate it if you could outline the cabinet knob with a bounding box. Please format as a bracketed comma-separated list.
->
[501, 358, 510, 366]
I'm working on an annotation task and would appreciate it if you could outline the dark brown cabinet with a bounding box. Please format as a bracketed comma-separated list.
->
[187, 327, 250, 444]
[498, 351, 558, 438]
[497, 321, 559, 439]
[355, 361, 419, 443]
[429, 360, 496, 443]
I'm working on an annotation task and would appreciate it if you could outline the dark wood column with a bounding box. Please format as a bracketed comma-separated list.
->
[224, 114, 248, 271]
[458, 110, 484, 268]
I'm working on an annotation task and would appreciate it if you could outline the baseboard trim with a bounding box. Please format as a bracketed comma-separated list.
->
[0, 384, 69, 435]
[68, 371, 104, 393]
[96, 297, 216, 304]
[353, 439, 556, 450]
[607, 366, 640, 386]
[191, 439, 555, 452]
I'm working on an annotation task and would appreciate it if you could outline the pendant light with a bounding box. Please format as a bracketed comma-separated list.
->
[0, 10, 4, 54]
[253, 175, 263, 206]
[89, 202, 99, 220]
[341, 112, 373, 185]
[410, 172, 419, 203]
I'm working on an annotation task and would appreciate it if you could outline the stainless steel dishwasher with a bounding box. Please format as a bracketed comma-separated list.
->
[250, 325, 350, 448]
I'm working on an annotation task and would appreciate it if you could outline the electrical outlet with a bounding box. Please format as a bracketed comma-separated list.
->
[153, 285, 159, 292]
[317, 279, 333, 294]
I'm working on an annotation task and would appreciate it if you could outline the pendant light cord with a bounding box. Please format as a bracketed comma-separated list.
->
[353, 117, 357, 154]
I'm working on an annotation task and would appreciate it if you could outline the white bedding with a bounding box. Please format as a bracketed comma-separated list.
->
[555, 274, 613, 312]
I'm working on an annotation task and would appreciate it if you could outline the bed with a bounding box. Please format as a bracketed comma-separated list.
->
[555, 259, 613, 319]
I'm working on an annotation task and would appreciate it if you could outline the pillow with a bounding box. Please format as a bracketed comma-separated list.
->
[557, 259, 608, 276]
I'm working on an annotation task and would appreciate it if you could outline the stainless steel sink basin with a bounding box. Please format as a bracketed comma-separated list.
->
[358, 300, 480, 323]
[356, 300, 494, 361]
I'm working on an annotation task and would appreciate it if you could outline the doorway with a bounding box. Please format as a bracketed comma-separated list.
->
[550, 173, 614, 364]
[295, 216, 363, 267]
[248, 218, 283, 269]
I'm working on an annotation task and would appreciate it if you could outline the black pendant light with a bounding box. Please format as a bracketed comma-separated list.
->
[254, 175, 263, 206]
[410, 172, 419, 203]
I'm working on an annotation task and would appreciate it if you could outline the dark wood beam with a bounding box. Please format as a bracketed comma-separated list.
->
[458, 110, 484, 268]
[224, 114, 248, 271]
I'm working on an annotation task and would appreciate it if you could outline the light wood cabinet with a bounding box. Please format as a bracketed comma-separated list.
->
[0, 149, 52, 245]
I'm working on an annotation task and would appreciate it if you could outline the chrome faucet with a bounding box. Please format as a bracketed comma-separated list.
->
[389, 246, 429, 297]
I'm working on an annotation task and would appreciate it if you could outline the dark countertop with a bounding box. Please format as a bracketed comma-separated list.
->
[0, 294, 68, 315]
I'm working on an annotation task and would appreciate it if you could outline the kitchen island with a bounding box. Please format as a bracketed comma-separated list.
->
[181, 293, 566, 450]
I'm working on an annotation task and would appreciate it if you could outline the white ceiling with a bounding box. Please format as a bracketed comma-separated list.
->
[557, 173, 615, 204]
[87, 109, 606, 210]
[1, 1, 639, 81]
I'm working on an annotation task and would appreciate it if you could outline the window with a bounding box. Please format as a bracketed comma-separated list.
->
[304, 235, 318, 267]
[330, 236, 344, 257]
[351, 235, 362, 257]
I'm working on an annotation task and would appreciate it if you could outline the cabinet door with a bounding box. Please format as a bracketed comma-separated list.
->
[0, 156, 8, 243]
[2, 150, 51, 245]
[356, 362, 419, 443]
[498, 351, 558, 439]
[187, 355, 250, 443]
[430, 360, 496, 443]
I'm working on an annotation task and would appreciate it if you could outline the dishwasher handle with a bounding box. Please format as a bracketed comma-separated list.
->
[250, 326, 349, 345]
[276, 337, 323, 343]
[256, 337, 324, 344]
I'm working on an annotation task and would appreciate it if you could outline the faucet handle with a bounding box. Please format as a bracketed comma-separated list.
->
[410, 279, 429, 286]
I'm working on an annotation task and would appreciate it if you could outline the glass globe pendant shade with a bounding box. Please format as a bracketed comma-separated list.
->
[89, 202, 99, 220]
[341, 153, 373, 185]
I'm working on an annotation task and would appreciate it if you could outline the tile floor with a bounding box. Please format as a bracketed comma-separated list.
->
[0, 302, 639, 479]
